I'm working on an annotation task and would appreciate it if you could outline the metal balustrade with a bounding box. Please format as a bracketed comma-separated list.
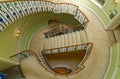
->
[44, 24, 82, 38]
[43, 43, 92, 55]
[41, 42, 93, 75]
[0, 1, 89, 32]
[10, 50, 52, 71]
[3, 2, 19, 20]
[38, 55, 52, 70]
[10, 44, 92, 76]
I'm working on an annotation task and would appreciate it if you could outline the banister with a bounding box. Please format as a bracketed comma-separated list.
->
[41, 51, 53, 70]
[6, 0, 91, 76]
[0, 0, 89, 32]
[43, 42, 93, 51]
[10, 42, 93, 76]
[42, 42, 93, 76]
[10, 50, 37, 58]
[44, 23, 82, 35]
[10, 49, 83, 76]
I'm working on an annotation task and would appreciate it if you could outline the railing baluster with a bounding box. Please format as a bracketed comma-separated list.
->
[0, 1, 89, 33]
[11, 1, 24, 18]
[0, 3, 13, 24]
[32, 1, 39, 13]
[43, 1, 47, 12]
[18, 1, 28, 16]
[3, 2, 19, 21]
[0, 16, 8, 30]
[37, 1, 42, 12]
[25, 1, 34, 14]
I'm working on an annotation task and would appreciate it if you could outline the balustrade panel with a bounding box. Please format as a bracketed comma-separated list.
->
[61, 4, 68, 13]
[18, 1, 29, 16]
[68, 4, 78, 16]
[31, 1, 39, 13]
[55, 4, 61, 13]
[25, 1, 34, 14]
[11, 2, 24, 18]
[0, 1, 89, 32]
[0, 15, 9, 30]
[37, 1, 42, 12]
[0, 3, 14, 24]
[3, 2, 19, 21]
[75, 10, 81, 22]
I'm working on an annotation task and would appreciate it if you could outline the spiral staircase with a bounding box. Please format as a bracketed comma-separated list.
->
[1, 0, 117, 79]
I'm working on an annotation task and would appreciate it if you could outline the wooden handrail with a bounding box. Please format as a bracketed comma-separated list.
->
[7, 0, 90, 76]
[10, 42, 93, 76]
[42, 42, 93, 76]
[43, 42, 93, 51]
[0, 0, 89, 23]
[44, 23, 82, 35]
[10, 50, 37, 58]
[54, 2, 89, 23]
[0, 0, 89, 32]
[9, 49, 82, 76]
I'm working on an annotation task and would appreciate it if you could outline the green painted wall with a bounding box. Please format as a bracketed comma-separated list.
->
[0, 15, 31, 70]
[0, 16, 28, 60]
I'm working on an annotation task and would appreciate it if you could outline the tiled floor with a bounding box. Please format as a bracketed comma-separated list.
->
[28, 2, 115, 79]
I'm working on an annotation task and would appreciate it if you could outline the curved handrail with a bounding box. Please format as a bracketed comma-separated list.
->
[10, 42, 93, 76]
[43, 42, 93, 51]
[42, 43, 93, 62]
[0, 0, 89, 32]
[42, 42, 93, 75]
[10, 50, 56, 74]
[44, 22, 82, 35]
